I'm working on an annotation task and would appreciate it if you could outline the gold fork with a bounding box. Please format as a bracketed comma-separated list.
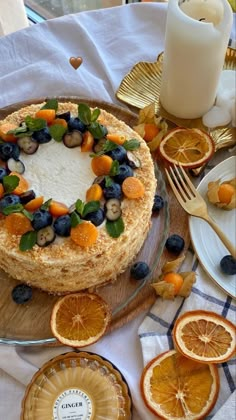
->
[165, 164, 236, 258]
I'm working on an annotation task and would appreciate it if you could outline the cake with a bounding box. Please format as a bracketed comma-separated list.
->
[0, 100, 156, 294]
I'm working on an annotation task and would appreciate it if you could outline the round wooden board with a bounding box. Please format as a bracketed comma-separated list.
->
[0, 97, 190, 345]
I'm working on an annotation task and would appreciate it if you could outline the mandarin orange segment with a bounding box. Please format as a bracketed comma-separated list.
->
[218, 183, 235, 204]
[5, 213, 33, 235]
[91, 155, 113, 176]
[106, 133, 126, 145]
[143, 123, 159, 142]
[50, 293, 111, 347]
[86, 184, 103, 202]
[173, 310, 236, 363]
[24, 196, 44, 212]
[9, 172, 29, 195]
[50, 118, 68, 129]
[71, 221, 98, 247]
[81, 131, 94, 152]
[49, 200, 69, 217]
[0, 122, 18, 143]
[122, 176, 145, 199]
[35, 109, 56, 124]
[141, 349, 219, 420]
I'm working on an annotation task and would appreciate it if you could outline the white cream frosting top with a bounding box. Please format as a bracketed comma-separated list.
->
[21, 140, 95, 206]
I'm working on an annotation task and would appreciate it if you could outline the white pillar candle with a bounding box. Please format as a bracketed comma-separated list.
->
[160, 0, 233, 119]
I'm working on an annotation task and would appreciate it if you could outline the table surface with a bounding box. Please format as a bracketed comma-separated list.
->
[0, 3, 235, 420]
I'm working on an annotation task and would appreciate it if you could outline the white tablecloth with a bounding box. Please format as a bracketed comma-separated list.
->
[0, 3, 235, 420]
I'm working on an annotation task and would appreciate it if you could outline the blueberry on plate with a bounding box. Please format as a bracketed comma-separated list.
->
[0, 194, 21, 212]
[56, 111, 71, 122]
[54, 215, 71, 236]
[220, 255, 236, 275]
[0, 142, 20, 161]
[31, 209, 53, 231]
[17, 136, 39, 154]
[84, 208, 105, 226]
[11, 284, 33, 304]
[32, 127, 52, 144]
[0, 167, 8, 182]
[68, 117, 86, 133]
[107, 146, 127, 163]
[63, 130, 83, 148]
[114, 164, 133, 184]
[20, 190, 36, 205]
[130, 262, 150, 280]
[165, 234, 185, 255]
[152, 194, 164, 213]
[37, 226, 56, 247]
[103, 182, 122, 200]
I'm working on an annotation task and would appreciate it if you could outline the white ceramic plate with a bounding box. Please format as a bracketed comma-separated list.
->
[189, 156, 236, 298]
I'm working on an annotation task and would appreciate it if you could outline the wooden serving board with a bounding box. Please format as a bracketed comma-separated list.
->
[0, 98, 189, 345]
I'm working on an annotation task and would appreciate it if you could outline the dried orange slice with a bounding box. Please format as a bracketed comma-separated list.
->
[159, 128, 215, 169]
[50, 292, 111, 347]
[173, 310, 236, 364]
[140, 349, 219, 420]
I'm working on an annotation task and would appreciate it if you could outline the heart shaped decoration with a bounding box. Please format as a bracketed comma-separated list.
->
[69, 56, 83, 70]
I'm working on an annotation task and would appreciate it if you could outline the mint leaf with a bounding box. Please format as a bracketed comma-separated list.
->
[106, 217, 124, 238]
[91, 108, 100, 122]
[103, 140, 118, 153]
[41, 99, 58, 111]
[88, 122, 105, 139]
[105, 176, 113, 187]
[22, 209, 34, 221]
[2, 203, 24, 215]
[3, 175, 20, 193]
[83, 201, 100, 217]
[41, 198, 52, 210]
[49, 124, 67, 142]
[123, 139, 140, 150]
[25, 116, 46, 132]
[19, 231, 37, 252]
[109, 160, 119, 176]
[75, 199, 84, 216]
[70, 211, 81, 227]
[78, 103, 92, 125]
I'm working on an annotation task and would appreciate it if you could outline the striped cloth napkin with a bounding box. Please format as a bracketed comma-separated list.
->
[138, 151, 236, 419]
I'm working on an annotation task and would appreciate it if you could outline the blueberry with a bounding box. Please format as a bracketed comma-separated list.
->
[20, 190, 36, 205]
[107, 146, 127, 163]
[103, 182, 122, 200]
[0, 167, 8, 182]
[84, 208, 105, 226]
[31, 209, 53, 231]
[56, 111, 71, 122]
[220, 255, 236, 275]
[152, 195, 164, 212]
[11, 284, 32, 304]
[0, 142, 20, 161]
[130, 262, 150, 280]
[37, 226, 56, 247]
[68, 117, 86, 133]
[32, 127, 52, 144]
[0, 194, 20, 212]
[126, 151, 141, 169]
[93, 176, 106, 189]
[114, 164, 133, 184]
[165, 234, 185, 255]
[54, 215, 71, 236]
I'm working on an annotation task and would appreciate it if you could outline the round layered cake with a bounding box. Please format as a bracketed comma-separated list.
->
[0, 101, 156, 294]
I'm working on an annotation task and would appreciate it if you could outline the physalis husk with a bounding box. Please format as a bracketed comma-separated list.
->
[133, 102, 168, 152]
[207, 178, 236, 210]
[152, 256, 196, 300]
